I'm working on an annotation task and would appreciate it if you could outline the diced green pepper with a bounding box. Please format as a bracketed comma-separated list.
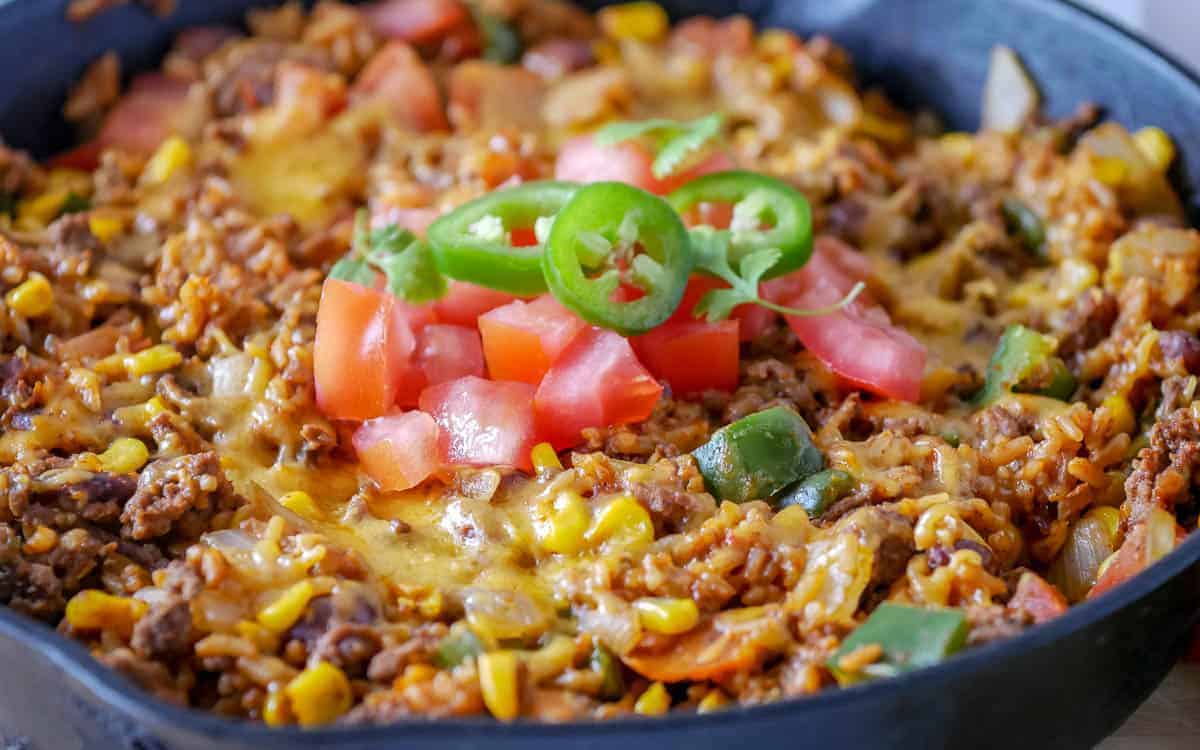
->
[776, 469, 855, 517]
[1001, 197, 1046, 258]
[691, 406, 824, 504]
[477, 11, 522, 64]
[590, 644, 624, 701]
[828, 603, 968, 685]
[433, 626, 485, 668]
[59, 192, 91, 216]
[973, 324, 1076, 407]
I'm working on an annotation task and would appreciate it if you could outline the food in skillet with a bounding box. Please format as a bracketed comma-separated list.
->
[0, 0, 1195, 726]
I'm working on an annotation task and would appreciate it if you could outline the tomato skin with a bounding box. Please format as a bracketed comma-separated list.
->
[554, 134, 733, 195]
[534, 328, 663, 448]
[433, 281, 520, 327]
[352, 41, 447, 132]
[363, 0, 469, 43]
[733, 302, 776, 342]
[765, 237, 926, 403]
[478, 295, 587, 384]
[395, 324, 485, 407]
[352, 411, 440, 491]
[419, 376, 538, 471]
[1007, 572, 1068, 624]
[668, 275, 776, 341]
[314, 279, 408, 421]
[634, 319, 739, 396]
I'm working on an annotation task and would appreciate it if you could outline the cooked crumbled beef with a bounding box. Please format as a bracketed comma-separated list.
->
[132, 596, 194, 660]
[1124, 405, 1200, 524]
[120, 453, 241, 540]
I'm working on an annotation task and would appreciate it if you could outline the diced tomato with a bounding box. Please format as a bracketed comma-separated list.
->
[1007, 572, 1068, 624]
[681, 200, 735, 230]
[434, 281, 520, 326]
[352, 411, 440, 491]
[50, 141, 105, 171]
[1088, 509, 1186, 599]
[270, 61, 348, 134]
[669, 15, 755, 57]
[634, 319, 739, 396]
[419, 376, 538, 470]
[447, 61, 546, 133]
[509, 227, 538, 247]
[314, 279, 412, 421]
[535, 328, 663, 448]
[391, 298, 440, 335]
[522, 38, 595, 80]
[352, 41, 447, 132]
[173, 26, 240, 61]
[765, 237, 925, 402]
[478, 295, 587, 384]
[554, 134, 734, 195]
[622, 611, 787, 683]
[733, 303, 776, 342]
[394, 324, 485, 406]
[362, 0, 470, 43]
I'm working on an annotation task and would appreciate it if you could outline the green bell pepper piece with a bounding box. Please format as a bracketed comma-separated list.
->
[973, 324, 1076, 407]
[776, 469, 855, 516]
[433, 626, 485, 668]
[828, 603, 968, 685]
[590, 644, 624, 701]
[691, 406, 824, 504]
[1001, 197, 1046, 258]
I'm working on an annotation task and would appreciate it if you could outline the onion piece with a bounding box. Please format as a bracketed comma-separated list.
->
[982, 45, 1039, 133]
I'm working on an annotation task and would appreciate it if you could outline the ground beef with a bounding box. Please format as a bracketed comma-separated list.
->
[1124, 404, 1200, 524]
[1057, 289, 1118, 360]
[209, 40, 334, 117]
[0, 352, 48, 427]
[98, 647, 189, 705]
[120, 452, 241, 540]
[312, 622, 383, 677]
[1157, 330, 1200, 374]
[131, 597, 194, 660]
[366, 623, 449, 683]
[964, 604, 1031, 647]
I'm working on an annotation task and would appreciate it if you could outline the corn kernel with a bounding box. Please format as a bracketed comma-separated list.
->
[939, 132, 975, 162]
[284, 661, 352, 727]
[584, 494, 653, 549]
[1054, 259, 1099, 305]
[5, 273, 54, 318]
[141, 136, 193, 186]
[234, 620, 280, 652]
[535, 490, 591, 555]
[1101, 394, 1135, 435]
[88, 212, 126, 243]
[530, 442, 563, 474]
[64, 589, 148, 636]
[145, 396, 168, 417]
[477, 650, 520, 722]
[125, 344, 183, 377]
[16, 190, 69, 229]
[697, 688, 728, 713]
[279, 490, 321, 520]
[598, 1, 668, 43]
[257, 580, 316, 634]
[634, 681, 670, 715]
[396, 663, 438, 689]
[1092, 156, 1128, 186]
[262, 688, 289, 727]
[98, 437, 150, 474]
[417, 590, 443, 619]
[47, 167, 90, 192]
[1133, 126, 1175, 172]
[592, 39, 621, 66]
[857, 113, 911, 145]
[634, 597, 700, 635]
[772, 505, 812, 534]
[1086, 506, 1123, 544]
[23, 525, 58, 555]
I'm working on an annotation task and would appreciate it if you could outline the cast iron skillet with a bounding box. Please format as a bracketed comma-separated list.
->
[0, 1, 1198, 748]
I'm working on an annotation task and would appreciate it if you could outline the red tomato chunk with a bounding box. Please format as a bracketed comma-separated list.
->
[478, 295, 587, 384]
[353, 411, 440, 491]
[434, 281, 521, 327]
[634, 319, 739, 396]
[419, 376, 539, 471]
[535, 328, 663, 448]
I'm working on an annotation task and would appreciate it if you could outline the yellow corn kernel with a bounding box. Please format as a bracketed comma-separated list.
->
[284, 661, 352, 727]
[757, 28, 796, 57]
[257, 580, 316, 634]
[477, 650, 520, 722]
[279, 490, 321, 520]
[939, 132, 975, 162]
[1086, 506, 1123, 544]
[535, 489, 591, 555]
[530, 442, 563, 474]
[634, 597, 700, 635]
[16, 190, 69, 229]
[396, 663, 438, 689]
[141, 136, 193, 186]
[584, 494, 653, 549]
[697, 688, 728, 714]
[98, 437, 150, 474]
[417, 589, 443, 619]
[64, 590, 148, 635]
[23, 525, 58, 555]
[1054, 259, 1099, 305]
[145, 396, 168, 417]
[47, 167, 90, 192]
[1092, 155, 1128, 186]
[234, 620, 280, 652]
[1101, 394, 1135, 435]
[598, 1, 668, 43]
[5, 273, 54, 318]
[857, 113, 911, 145]
[125, 344, 183, 377]
[88, 212, 126, 243]
[772, 505, 812, 535]
[262, 688, 289, 727]
[592, 38, 621, 66]
[1133, 126, 1175, 172]
[634, 681, 670, 716]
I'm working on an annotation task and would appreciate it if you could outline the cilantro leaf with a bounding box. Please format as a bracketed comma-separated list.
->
[737, 248, 783, 287]
[370, 240, 447, 304]
[329, 256, 377, 286]
[694, 287, 750, 323]
[593, 114, 725, 179]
